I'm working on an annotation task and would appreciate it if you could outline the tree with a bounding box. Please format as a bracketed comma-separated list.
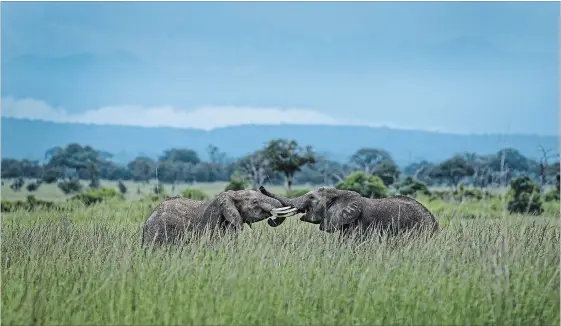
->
[1, 159, 42, 179]
[546, 161, 561, 184]
[44, 144, 105, 186]
[296, 155, 354, 186]
[536, 145, 557, 193]
[472, 165, 494, 189]
[490, 148, 531, 172]
[403, 160, 436, 186]
[317, 159, 354, 184]
[262, 139, 316, 193]
[397, 176, 430, 197]
[489, 148, 533, 184]
[507, 176, 543, 215]
[193, 162, 223, 182]
[207, 145, 227, 165]
[350, 148, 392, 175]
[1, 159, 23, 178]
[335, 172, 388, 199]
[87, 162, 100, 188]
[462, 153, 495, 189]
[349, 148, 400, 186]
[98, 163, 132, 181]
[127, 156, 155, 182]
[159, 148, 200, 165]
[544, 174, 560, 202]
[430, 155, 475, 189]
[44, 146, 63, 163]
[237, 150, 271, 190]
[155, 160, 187, 184]
[373, 160, 401, 187]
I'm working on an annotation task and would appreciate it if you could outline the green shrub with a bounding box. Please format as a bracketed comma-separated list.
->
[429, 187, 495, 203]
[507, 176, 543, 215]
[71, 187, 124, 206]
[225, 177, 248, 191]
[89, 177, 100, 189]
[461, 188, 483, 201]
[1, 195, 61, 213]
[153, 184, 165, 195]
[1, 200, 18, 213]
[41, 169, 60, 184]
[336, 172, 388, 198]
[544, 189, 560, 202]
[10, 178, 24, 192]
[545, 174, 561, 202]
[26, 181, 42, 192]
[286, 188, 311, 198]
[397, 176, 430, 197]
[117, 181, 127, 195]
[57, 179, 83, 195]
[181, 188, 209, 200]
[142, 194, 168, 203]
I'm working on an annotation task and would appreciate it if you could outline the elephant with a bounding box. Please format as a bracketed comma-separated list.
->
[259, 186, 440, 237]
[141, 190, 298, 246]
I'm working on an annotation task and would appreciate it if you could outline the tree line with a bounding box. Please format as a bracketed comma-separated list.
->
[2, 140, 559, 194]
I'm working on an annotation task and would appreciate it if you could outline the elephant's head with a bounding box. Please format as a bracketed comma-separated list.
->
[212, 190, 299, 230]
[259, 186, 363, 233]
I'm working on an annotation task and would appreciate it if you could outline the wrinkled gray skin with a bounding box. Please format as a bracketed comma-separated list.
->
[142, 190, 288, 246]
[260, 186, 440, 236]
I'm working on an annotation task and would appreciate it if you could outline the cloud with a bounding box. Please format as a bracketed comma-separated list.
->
[1, 97, 462, 133]
[0, 97, 361, 130]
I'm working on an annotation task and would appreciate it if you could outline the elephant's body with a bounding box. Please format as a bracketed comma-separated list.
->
[260, 186, 439, 236]
[352, 195, 440, 234]
[142, 190, 296, 246]
[142, 196, 223, 246]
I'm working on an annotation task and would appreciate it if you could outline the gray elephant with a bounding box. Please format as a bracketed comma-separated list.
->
[259, 186, 440, 237]
[142, 190, 298, 246]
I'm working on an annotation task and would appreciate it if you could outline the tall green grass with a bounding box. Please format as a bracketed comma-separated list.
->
[2, 202, 560, 325]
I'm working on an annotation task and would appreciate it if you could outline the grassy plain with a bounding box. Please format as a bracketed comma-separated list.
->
[2, 181, 560, 325]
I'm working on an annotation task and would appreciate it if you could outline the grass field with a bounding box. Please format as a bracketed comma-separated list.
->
[2, 181, 560, 325]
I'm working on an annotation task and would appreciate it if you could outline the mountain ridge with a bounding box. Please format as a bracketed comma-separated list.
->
[2, 117, 558, 166]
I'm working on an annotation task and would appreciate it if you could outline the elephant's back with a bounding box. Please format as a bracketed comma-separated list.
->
[146, 197, 205, 223]
[362, 196, 439, 231]
[142, 197, 207, 245]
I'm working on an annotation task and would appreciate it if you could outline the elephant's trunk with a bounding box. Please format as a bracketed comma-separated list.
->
[258, 186, 295, 206]
[259, 186, 307, 227]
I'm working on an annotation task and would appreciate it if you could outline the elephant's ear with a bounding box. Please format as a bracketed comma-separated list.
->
[320, 197, 362, 233]
[218, 192, 244, 231]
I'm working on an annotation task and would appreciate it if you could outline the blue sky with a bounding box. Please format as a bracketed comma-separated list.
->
[1, 1, 559, 135]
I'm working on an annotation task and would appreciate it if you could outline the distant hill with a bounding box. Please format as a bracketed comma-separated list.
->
[1, 117, 557, 166]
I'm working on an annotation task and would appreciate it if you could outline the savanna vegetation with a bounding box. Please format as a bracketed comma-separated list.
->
[2, 139, 559, 325]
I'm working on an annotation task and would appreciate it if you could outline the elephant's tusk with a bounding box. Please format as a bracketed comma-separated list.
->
[271, 207, 298, 217]
[271, 207, 295, 213]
